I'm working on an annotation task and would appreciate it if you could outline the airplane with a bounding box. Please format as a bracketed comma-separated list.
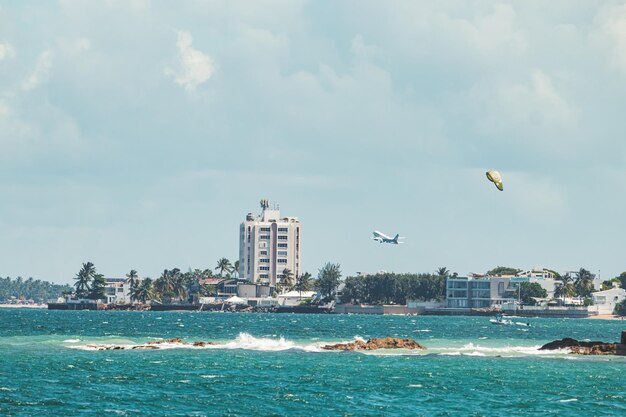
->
[371, 230, 404, 244]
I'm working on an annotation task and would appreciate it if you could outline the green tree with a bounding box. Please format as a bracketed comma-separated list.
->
[574, 268, 594, 298]
[155, 269, 176, 302]
[486, 266, 521, 276]
[126, 270, 139, 303]
[614, 299, 626, 316]
[294, 272, 313, 299]
[74, 262, 96, 299]
[88, 273, 106, 301]
[280, 268, 294, 292]
[616, 272, 626, 289]
[519, 282, 548, 305]
[557, 273, 576, 303]
[215, 258, 233, 277]
[341, 275, 366, 304]
[135, 278, 155, 303]
[233, 260, 240, 278]
[314, 263, 342, 302]
[436, 267, 450, 277]
[554, 282, 564, 303]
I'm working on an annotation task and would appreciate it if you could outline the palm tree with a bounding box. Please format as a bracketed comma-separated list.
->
[126, 270, 138, 287]
[233, 260, 240, 279]
[554, 282, 564, 305]
[215, 258, 233, 277]
[575, 268, 594, 299]
[125, 270, 139, 302]
[155, 269, 176, 302]
[436, 267, 450, 277]
[136, 278, 155, 303]
[281, 268, 294, 293]
[74, 262, 96, 299]
[89, 273, 106, 300]
[557, 273, 576, 304]
[294, 272, 313, 299]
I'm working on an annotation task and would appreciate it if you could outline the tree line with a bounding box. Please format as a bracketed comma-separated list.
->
[70, 259, 343, 304]
[0, 276, 73, 303]
[340, 272, 447, 305]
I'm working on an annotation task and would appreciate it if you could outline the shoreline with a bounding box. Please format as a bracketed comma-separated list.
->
[587, 314, 625, 320]
[0, 304, 47, 309]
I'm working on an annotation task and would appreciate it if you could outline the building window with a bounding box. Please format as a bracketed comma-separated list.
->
[498, 282, 504, 295]
[260, 274, 269, 279]
[259, 266, 270, 271]
[259, 258, 270, 263]
[277, 251, 287, 256]
[260, 251, 268, 255]
[278, 227, 288, 232]
[278, 243, 288, 248]
[277, 236, 288, 240]
[277, 259, 287, 264]
[260, 227, 270, 232]
[260, 235, 270, 240]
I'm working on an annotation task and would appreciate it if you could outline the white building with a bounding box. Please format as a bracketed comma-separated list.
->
[591, 288, 626, 315]
[239, 200, 302, 287]
[104, 278, 131, 304]
[516, 267, 557, 279]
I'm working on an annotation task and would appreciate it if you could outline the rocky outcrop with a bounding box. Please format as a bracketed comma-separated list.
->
[539, 331, 626, 356]
[321, 337, 427, 351]
[87, 338, 214, 350]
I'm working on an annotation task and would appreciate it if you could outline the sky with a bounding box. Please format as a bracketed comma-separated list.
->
[2, 1, 626, 284]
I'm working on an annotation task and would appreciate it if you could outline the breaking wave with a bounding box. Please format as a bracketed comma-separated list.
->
[65, 335, 575, 358]
[433, 343, 570, 357]
[67, 333, 323, 352]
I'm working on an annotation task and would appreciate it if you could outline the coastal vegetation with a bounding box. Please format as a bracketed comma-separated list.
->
[314, 263, 342, 302]
[0, 276, 72, 303]
[518, 282, 548, 304]
[486, 266, 522, 276]
[340, 272, 446, 305]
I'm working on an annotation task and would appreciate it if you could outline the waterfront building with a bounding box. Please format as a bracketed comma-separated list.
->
[516, 267, 557, 279]
[591, 288, 626, 315]
[446, 276, 516, 308]
[104, 278, 131, 304]
[239, 199, 302, 287]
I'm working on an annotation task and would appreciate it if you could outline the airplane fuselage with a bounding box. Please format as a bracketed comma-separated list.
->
[372, 230, 402, 244]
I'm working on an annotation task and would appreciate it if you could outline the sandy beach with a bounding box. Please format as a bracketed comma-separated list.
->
[588, 314, 625, 320]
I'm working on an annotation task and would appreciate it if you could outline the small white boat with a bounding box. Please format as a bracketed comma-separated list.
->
[490, 317, 514, 325]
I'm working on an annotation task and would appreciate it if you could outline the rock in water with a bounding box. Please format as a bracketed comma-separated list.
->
[322, 337, 426, 351]
[539, 334, 626, 356]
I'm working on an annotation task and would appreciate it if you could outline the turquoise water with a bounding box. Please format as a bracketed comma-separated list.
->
[0, 310, 625, 416]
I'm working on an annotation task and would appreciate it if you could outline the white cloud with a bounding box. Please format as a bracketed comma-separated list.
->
[56, 37, 91, 55]
[0, 101, 8, 117]
[165, 30, 215, 91]
[593, 2, 626, 74]
[22, 49, 54, 91]
[0, 42, 15, 60]
[443, 3, 527, 59]
[465, 69, 576, 134]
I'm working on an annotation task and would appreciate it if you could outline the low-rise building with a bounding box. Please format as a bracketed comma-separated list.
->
[591, 288, 626, 315]
[446, 276, 516, 308]
[104, 278, 131, 304]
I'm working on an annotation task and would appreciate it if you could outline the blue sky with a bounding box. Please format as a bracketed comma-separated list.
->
[1, 1, 626, 284]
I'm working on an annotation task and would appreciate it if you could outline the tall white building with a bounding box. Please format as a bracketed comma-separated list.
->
[239, 200, 302, 287]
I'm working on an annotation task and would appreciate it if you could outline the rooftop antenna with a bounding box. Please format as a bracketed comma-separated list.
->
[260, 199, 269, 211]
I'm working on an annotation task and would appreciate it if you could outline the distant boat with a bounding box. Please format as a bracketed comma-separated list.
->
[490, 316, 531, 327]
[490, 316, 514, 325]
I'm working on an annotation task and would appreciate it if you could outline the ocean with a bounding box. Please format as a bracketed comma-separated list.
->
[0, 309, 624, 416]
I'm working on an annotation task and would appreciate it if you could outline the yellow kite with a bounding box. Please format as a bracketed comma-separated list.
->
[486, 170, 503, 191]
